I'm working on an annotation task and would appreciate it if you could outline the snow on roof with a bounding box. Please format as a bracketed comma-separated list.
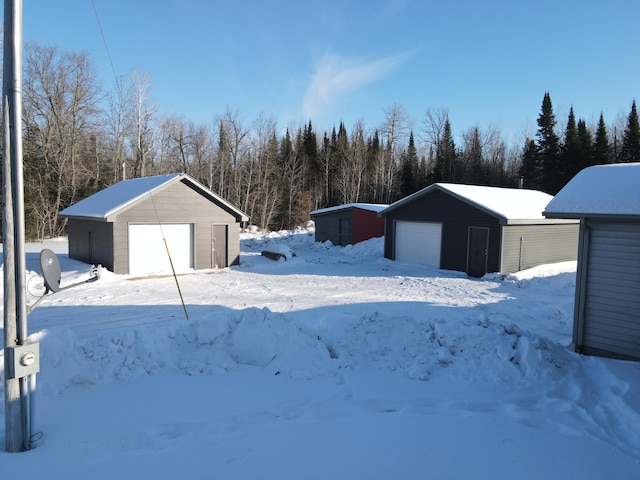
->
[544, 163, 640, 217]
[310, 203, 388, 216]
[439, 183, 554, 219]
[381, 183, 554, 220]
[59, 174, 183, 219]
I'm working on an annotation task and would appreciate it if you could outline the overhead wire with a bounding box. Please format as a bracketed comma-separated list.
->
[91, 0, 121, 96]
[90, 1, 189, 320]
[146, 183, 190, 321]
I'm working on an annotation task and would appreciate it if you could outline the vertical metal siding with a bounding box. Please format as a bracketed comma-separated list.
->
[501, 223, 579, 273]
[579, 221, 640, 360]
[67, 219, 114, 271]
[352, 208, 385, 244]
[313, 210, 353, 246]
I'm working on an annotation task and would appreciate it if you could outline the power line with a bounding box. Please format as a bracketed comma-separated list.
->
[91, 0, 121, 94]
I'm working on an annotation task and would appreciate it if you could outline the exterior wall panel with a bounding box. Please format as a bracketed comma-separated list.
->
[501, 223, 579, 273]
[577, 221, 640, 360]
[313, 210, 354, 246]
[351, 208, 385, 244]
[67, 219, 114, 271]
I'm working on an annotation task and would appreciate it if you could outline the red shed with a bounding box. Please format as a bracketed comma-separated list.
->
[310, 203, 387, 246]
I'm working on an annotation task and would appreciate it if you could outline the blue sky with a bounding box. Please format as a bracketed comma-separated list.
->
[21, 0, 640, 143]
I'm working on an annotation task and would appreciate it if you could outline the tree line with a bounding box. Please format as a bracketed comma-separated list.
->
[7, 44, 640, 240]
[521, 92, 640, 194]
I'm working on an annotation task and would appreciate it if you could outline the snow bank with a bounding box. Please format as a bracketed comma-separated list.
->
[0, 232, 638, 478]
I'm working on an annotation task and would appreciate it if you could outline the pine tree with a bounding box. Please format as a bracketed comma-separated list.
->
[593, 113, 611, 165]
[399, 131, 419, 197]
[621, 100, 640, 163]
[301, 120, 319, 194]
[519, 138, 540, 189]
[576, 118, 593, 172]
[366, 130, 384, 203]
[434, 120, 457, 182]
[461, 126, 485, 184]
[535, 92, 562, 194]
[561, 107, 582, 185]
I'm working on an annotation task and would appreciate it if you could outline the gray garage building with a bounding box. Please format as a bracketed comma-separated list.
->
[544, 163, 640, 361]
[379, 183, 579, 277]
[60, 173, 249, 275]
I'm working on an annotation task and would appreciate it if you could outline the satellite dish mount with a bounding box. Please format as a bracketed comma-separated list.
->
[28, 249, 99, 312]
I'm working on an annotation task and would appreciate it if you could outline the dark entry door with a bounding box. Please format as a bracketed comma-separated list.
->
[211, 224, 228, 268]
[88, 231, 94, 264]
[467, 227, 489, 277]
[338, 218, 352, 246]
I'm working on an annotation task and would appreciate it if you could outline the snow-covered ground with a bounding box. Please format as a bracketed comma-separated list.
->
[1, 229, 639, 478]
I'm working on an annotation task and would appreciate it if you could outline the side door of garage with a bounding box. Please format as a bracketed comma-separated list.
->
[394, 221, 442, 268]
[211, 224, 228, 269]
[467, 227, 489, 277]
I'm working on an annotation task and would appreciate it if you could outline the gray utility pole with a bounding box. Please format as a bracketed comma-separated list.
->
[3, 0, 39, 453]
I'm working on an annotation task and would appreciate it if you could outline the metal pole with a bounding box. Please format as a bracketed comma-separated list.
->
[10, 0, 30, 447]
[2, 55, 22, 454]
[3, 0, 30, 452]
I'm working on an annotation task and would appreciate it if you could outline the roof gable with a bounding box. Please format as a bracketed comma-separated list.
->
[310, 203, 388, 216]
[60, 174, 180, 219]
[59, 173, 249, 222]
[380, 183, 553, 221]
[544, 163, 640, 218]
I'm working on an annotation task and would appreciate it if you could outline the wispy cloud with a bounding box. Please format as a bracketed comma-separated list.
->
[302, 51, 409, 119]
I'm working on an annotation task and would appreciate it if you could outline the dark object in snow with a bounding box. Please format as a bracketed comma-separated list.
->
[262, 250, 286, 261]
[261, 246, 296, 261]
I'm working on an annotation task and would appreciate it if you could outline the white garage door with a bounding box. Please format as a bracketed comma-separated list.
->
[395, 221, 442, 268]
[129, 223, 193, 275]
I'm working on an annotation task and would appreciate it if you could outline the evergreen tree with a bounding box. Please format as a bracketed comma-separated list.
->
[593, 113, 611, 165]
[399, 131, 419, 197]
[535, 92, 562, 194]
[434, 120, 457, 182]
[417, 155, 429, 190]
[621, 100, 640, 163]
[333, 122, 350, 203]
[561, 107, 582, 185]
[327, 126, 340, 205]
[519, 138, 540, 189]
[576, 118, 593, 172]
[301, 120, 319, 195]
[461, 126, 485, 184]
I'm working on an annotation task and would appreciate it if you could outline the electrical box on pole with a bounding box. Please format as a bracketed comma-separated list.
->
[6, 343, 40, 380]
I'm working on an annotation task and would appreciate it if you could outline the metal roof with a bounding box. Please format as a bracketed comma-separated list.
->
[310, 203, 388, 216]
[380, 183, 559, 223]
[59, 173, 249, 222]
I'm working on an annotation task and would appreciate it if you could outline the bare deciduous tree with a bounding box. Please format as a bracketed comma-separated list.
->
[422, 106, 450, 152]
[127, 68, 156, 178]
[104, 75, 129, 182]
[23, 44, 102, 238]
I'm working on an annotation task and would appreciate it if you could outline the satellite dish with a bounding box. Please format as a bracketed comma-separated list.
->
[29, 249, 99, 313]
[39, 248, 61, 293]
